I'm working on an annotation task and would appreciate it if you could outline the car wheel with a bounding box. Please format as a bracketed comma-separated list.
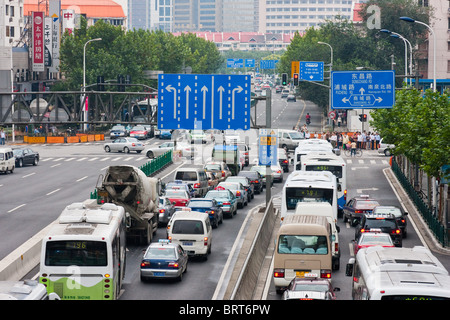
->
[18, 159, 23, 167]
[146, 151, 154, 159]
[124, 147, 130, 153]
[33, 157, 39, 166]
[384, 149, 392, 156]
[105, 146, 111, 152]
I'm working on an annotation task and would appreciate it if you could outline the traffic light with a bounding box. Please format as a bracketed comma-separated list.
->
[293, 73, 299, 86]
[97, 76, 105, 91]
[282, 73, 288, 86]
[117, 74, 125, 92]
[359, 114, 367, 122]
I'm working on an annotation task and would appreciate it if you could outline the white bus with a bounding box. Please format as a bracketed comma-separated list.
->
[293, 143, 333, 171]
[300, 152, 347, 218]
[39, 199, 127, 300]
[281, 171, 338, 221]
[345, 246, 450, 300]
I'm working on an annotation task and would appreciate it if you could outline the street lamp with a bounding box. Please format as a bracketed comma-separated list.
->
[380, 29, 412, 85]
[83, 37, 102, 132]
[318, 41, 333, 128]
[400, 16, 435, 91]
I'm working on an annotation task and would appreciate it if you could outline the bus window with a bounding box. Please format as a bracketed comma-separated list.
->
[45, 241, 107, 267]
[285, 187, 334, 209]
[278, 235, 329, 254]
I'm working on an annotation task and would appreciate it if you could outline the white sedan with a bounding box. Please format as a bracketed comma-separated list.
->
[104, 137, 144, 153]
[144, 141, 194, 159]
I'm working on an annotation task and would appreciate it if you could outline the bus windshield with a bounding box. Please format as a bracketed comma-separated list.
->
[45, 241, 107, 267]
[278, 235, 328, 254]
[285, 187, 334, 209]
[305, 165, 343, 178]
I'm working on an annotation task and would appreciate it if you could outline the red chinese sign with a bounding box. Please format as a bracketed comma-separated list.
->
[32, 11, 45, 72]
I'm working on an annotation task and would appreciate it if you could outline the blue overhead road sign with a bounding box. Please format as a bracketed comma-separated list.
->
[227, 58, 244, 68]
[300, 61, 324, 81]
[260, 60, 278, 69]
[331, 70, 395, 109]
[158, 74, 251, 130]
[259, 129, 278, 166]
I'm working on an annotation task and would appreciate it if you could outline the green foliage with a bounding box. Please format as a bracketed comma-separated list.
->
[55, 19, 222, 91]
[370, 88, 450, 178]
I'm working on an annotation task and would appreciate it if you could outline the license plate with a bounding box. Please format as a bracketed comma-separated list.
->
[153, 272, 165, 277]
[295, 270, 311, 278]
[183, 241, 193, 246]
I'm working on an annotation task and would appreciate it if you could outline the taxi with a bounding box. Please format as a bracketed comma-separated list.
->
[164, 189, 190, 207]
[343, 195, 380, 226]
[140, 240, 188, 282]
[352, 231, 394, 255]
[204, 189, 238, 218]
[281, 274, 339, 300]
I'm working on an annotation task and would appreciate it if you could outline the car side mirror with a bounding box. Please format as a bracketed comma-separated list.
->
[404, 212, 408, 215]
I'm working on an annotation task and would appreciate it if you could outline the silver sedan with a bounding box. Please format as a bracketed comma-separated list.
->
[104, 137, 144, 153]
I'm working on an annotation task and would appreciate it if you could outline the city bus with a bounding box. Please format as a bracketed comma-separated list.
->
[281, 171, 338, 221]
[293, 142, 333, 171]
[345, 246, 450, 300]
[300, 152, 347, 218]
[39, 199, 127, 300]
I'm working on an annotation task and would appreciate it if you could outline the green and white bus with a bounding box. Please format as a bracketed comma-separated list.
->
[39, 200, 126, 300]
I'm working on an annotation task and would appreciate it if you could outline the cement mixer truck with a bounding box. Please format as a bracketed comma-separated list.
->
[96, 165, 160, 245]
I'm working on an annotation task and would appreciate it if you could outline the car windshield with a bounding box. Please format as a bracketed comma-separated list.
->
[127, 138, 139, 142]
[132, 126, 145, 131]
[290, 132, 303, 140]
[373, 207, 402, 218]
[226, 178, 248, 185]
[13, 149, 24, 156]
[172, 220, 204, 234]
[165, 190, 188, 198]
[189, 200, 213, 207]
[360, 234, 393, 245]
[111, 126, 124, 130]
[175, 171, 198, 181]
[205, 164, 221, 171]
[356, 201, 380, 209]
[218, 183, 238, 190]
[145, 247, 176, 259]
[205, 191, 229, 199]
[365, 219, 397, 229]
[293, 283, 329, 292]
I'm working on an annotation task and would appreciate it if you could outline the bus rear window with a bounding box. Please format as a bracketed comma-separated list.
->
[45, 241, 107, 266]
[285, 187, 334, 209]
[278, 235, 328, 254]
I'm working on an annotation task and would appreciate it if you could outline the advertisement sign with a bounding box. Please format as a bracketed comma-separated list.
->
[44, 17, 52, 67]
[62, 9, 75, 35]
[49, 0, 61, 72]
[32, 12, 45, 72]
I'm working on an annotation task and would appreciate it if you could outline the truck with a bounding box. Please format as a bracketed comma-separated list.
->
[211, 145, 241, 176]
[96, 165, 160, 245]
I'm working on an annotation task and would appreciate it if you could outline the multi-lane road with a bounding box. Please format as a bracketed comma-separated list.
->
[0, 90, 448, 301]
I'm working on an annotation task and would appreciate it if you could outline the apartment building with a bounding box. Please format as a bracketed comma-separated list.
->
[0, 0, 25, 47]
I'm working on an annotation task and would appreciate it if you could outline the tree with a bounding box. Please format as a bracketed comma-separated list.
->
[370, 88, 450, 178]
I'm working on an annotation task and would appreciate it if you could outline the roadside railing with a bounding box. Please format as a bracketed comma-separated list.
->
[392, 158, 448, 247]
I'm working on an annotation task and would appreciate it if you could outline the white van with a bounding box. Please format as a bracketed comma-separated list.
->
[174, 167, 209, 197]
[0, 147, 15, 174]
[167, 211, 212, 260]
[278, 129, 304, 151]
[294, 202, 340, 270]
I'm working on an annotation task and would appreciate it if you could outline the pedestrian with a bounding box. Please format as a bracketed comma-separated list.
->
[337, 133, 343, 149]
[351, 139, 357, 157]
[337, 115, 342, 128]
[305, 130, 310, 139]
[0, 129, 5, 145]
[357, 132, 363, 149]
[330, 132, 337, 149]
[375, 132, 381, 149]
[342, 133, 349, 150]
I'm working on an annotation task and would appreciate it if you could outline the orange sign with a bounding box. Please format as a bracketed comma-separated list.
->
[291, 61, 300, 79]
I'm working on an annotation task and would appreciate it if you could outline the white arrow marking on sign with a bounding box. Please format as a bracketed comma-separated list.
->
[217, 86, 225, 119]
[359, 88, 365, 95]
[184, 85, 191, 119]
[211, 76, 215, 128]
[342, 97, 350, 103]
[309, 75, 314, 79]
[375, 97, 383, 103]
[201, 85, 208, 119]
[165, 85, 177, 119]
[231, 86, 243, 119]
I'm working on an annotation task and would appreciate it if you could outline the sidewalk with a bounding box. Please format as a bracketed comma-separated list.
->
[384, 167, 450, 256]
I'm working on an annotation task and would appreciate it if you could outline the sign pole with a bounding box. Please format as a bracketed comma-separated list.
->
[265, 88, 272, 205]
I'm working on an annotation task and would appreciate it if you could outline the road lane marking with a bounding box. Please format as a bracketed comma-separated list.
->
[22, 172, 36, 178]
[51, 163, 61, 168]
[46, 188, 60, 196]
[76, 176, 88, 182]
[8, 204, 26, 213]
[77, 157, 88, 161]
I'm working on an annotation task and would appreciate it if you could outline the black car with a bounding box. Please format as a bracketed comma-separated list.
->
[373, 206, 408, 237]
[355, 213, 402, 247]
[225, 176, 254, 202]
[12, 147, 39, 167]
[238, 170, 263, 194]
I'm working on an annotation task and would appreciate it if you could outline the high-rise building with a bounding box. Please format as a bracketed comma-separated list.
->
[0, 0, 24, 47]
[127, 0, 172, 32]
[259, 0, 355, 34]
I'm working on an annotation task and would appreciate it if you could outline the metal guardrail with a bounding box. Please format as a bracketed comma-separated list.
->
[392, 158, 448, 247]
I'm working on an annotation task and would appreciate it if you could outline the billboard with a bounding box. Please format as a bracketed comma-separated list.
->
[32, 12, 45, 72]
